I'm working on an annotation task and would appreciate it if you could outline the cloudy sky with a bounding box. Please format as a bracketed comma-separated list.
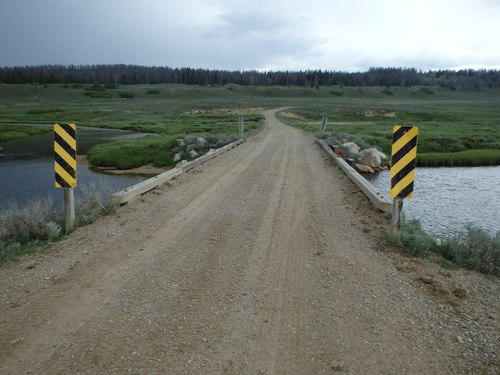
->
[1, 0, 499, 71]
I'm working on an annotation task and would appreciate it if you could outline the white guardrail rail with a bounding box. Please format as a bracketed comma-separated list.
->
[316, 139, 392, 213]
[112, 139, 245, 205]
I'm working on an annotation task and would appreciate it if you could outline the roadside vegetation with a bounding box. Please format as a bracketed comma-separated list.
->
[1, 84, 499, 167]
[388, 219, 500, 276]
[0, 184, 117, 264]
[0, 124, 51, 143]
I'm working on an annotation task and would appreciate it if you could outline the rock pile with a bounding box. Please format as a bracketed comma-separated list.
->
[335, 142, 388, 173]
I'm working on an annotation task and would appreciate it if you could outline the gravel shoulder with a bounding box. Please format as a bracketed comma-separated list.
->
[1, 109, 498, 374]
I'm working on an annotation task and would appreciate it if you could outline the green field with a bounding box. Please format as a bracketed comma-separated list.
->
[1, 83, 499, 167]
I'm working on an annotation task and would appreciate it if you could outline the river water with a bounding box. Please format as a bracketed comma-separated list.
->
[0, 125, 148, 209]
[365, 166, 500, 238]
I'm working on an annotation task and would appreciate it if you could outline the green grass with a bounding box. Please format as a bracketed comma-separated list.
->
[88, 136, 179, 169]
[0, 124, 52, 143]
[418, 149, 500, 166]
[1, 83, 499, 166]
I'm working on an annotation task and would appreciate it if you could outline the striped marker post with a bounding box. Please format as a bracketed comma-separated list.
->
[54, 123, 77, 232]
[390, 126, 419, 234]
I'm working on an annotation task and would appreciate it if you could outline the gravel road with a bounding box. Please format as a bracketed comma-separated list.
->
[1, 109, 498, 374]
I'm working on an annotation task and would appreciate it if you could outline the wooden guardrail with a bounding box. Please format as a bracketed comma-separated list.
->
[316, 140, 392, 213]
[112, 139, 245, 205]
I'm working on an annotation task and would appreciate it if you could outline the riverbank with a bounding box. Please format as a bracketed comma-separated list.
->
[77, 155, 167, 175]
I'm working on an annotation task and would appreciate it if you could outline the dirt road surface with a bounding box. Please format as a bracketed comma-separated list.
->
[1, 109, 498, 374]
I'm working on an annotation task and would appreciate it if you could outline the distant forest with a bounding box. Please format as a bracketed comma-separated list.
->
[1, 65, 499, 90]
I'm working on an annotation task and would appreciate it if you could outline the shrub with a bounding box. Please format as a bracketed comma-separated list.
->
[330, 90, 344, 96]
[146, 89, 160, 94]
[104, 83, 118, 89]
[388, 218, 499, 276]
[84, 91, 112, 98]
[381, 88, 394, 95]
[436, 226, 499, 275]
[388, 219, 434, 257]
[119, 92, 135, 99]
[0, 199, 61, 244]
[27, 108, 64, 114]
[419, 87, 434, 95]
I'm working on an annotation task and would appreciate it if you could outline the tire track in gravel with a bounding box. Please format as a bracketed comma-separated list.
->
[1, 108, 498, 375]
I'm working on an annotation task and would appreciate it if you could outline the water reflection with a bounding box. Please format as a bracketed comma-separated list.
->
[0, 125, 149, 208]
[365, 166, 500, 237]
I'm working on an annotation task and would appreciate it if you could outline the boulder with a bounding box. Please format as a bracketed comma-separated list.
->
[341, 142, 360, 156]
[173, 152, 183, 162]
[357, 148, 382, 168]
[186, 144, 198, 152]
[176, 160, 188, 168]
[188, 150, 199, 158]
[196, 137, 207, 145]
[177, 138, 185, 146]
[355, 163, 375, 173]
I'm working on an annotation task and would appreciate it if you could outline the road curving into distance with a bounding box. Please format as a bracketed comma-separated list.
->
[1, 109, 498, 374]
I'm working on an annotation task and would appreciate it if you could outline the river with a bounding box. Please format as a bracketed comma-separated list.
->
[365, 166, 500, 238]
[0, 125, 149, 209]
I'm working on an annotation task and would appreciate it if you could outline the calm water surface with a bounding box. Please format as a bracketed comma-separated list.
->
[365, 166, 500, 238]
[0, 125, 149, 208]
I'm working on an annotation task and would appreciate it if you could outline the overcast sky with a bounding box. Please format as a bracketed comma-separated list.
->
[1, 0, 499, 71]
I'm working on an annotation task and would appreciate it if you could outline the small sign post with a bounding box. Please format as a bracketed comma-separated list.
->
[390, 126, 418, 236]
[238, 117, 245, 137]
[54, 123, 77, 232]
[320, 117, 328, 134]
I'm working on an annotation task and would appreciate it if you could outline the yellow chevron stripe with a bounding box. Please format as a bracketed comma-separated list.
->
[390, 170, 415, 198]
[54, 142, 76, 168]
[392, 126, 418, 156]
[54, 124, 76, 149]
[390, 146, 417, 178]
[55, 161, 77, 187]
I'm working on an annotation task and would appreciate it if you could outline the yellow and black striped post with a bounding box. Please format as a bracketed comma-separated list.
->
[54, 123, 77, 188]
[54, 123, 77, 232]
[390, 126, 419, 234]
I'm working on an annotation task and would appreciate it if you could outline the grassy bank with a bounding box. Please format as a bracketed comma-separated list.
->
[0, 124, 51, 143]
[0, 184, 117, 265]
[87, 133, 242, 169]
[388, 219, 500, 276]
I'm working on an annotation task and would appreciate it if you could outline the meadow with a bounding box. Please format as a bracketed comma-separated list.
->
[1, 83, 499, 167]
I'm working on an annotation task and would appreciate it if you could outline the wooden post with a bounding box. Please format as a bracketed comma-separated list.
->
[320, 117, 328, 134]
[64, 188, 75, 233]
[239, 117, 244, 137]
[391, 198, 403, 238]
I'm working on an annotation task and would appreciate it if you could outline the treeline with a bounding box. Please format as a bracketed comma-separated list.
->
[0, 64, 499, 90]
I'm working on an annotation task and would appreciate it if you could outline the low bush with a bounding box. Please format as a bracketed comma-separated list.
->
[388, 219, 499, 275]
[419, 87, 434, 95]
[84, 91, 113, 98]
[381, 88, 394, 95]
[388, 219, 434, 257]
[119, 92, 135, 99]
[146, 89, 160, 94]
[27, 108, 64, 114]
[0, 185, 118, 264]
